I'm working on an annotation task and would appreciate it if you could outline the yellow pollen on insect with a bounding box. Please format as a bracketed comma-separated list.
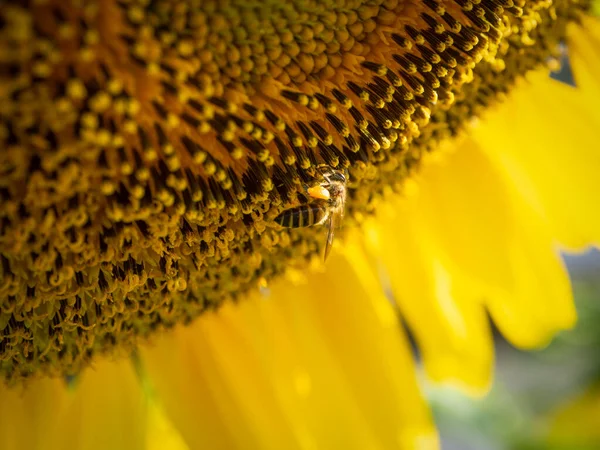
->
[307, 185, 331, 201]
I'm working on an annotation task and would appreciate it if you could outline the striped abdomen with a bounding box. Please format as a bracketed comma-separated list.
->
[275, 204, 329, 228]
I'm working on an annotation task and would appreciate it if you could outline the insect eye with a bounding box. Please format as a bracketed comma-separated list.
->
[330, 172, 346, 183]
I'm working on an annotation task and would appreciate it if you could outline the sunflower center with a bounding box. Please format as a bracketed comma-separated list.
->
[0, 0, 590, 382]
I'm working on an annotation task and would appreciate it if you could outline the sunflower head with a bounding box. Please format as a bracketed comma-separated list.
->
[0, 0, 591, 382]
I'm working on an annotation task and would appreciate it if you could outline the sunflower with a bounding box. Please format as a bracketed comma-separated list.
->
[1, 0, 599, 449]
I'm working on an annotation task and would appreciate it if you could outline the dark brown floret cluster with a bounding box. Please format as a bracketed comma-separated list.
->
[0, 0, 590, 382]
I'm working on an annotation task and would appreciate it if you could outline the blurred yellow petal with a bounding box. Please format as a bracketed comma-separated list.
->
[546, 384, 600, 448]
[140, 248, 437, 450]
[0, 359, 147, 450]
[146, 400, 189, 450]
[469, 18, 600, 250]
[570, 16, 600, 112]
[414, 138, 575, 349]
[289, 244, 436, 448]
[60, 359, 148, 450]
[0, 377, 69, 450]
[139, 298, 317, 450]
[364, 189, 493, 394]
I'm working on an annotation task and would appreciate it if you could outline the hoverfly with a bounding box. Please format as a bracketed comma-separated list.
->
[275, 164, 348, 261]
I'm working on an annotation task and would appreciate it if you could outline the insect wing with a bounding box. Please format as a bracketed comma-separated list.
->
[322, 174, 347, 262]
[323, 215, 335, 262]
[323, 208, 343, 262]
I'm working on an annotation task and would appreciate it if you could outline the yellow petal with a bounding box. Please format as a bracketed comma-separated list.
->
[469, 19, 600, 250]
[0, 359, 148, 450]
[569, 16, 600, 113]
[140, 247, 437, 450]
[289, 244, 437, 449]
[418, 137, 576, 349]
[546, 383, 600, 447]
[139, 303, 304, 450]
[364, 195, 493, 394]
[58, 359, 148, 450]
[146, 400, 189, 450]
[0, 377, 70, 450]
